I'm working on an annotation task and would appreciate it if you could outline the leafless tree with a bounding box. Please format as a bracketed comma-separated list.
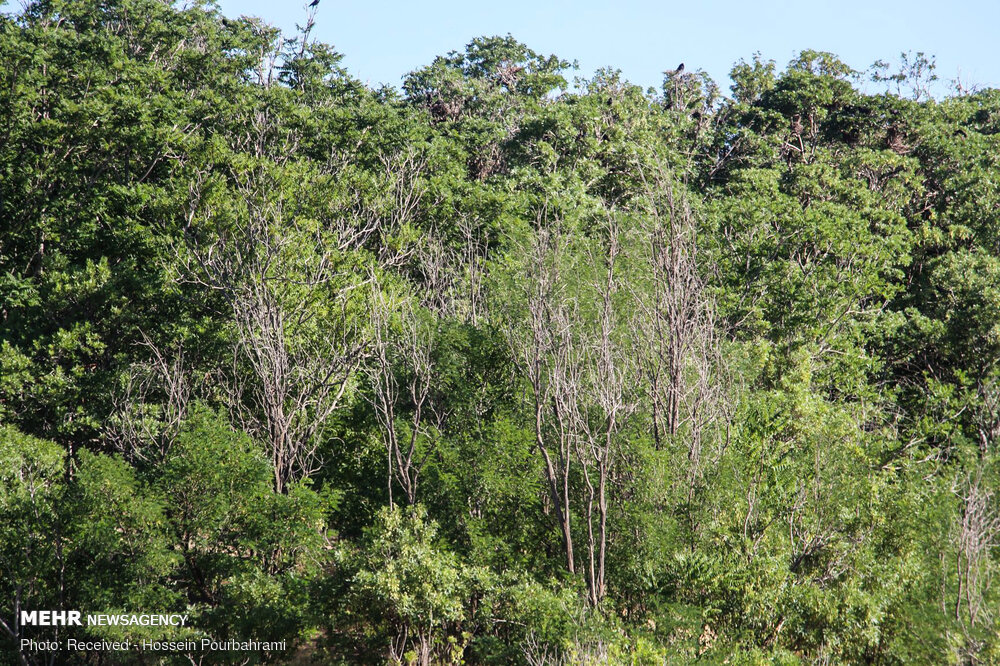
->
[180, 166, 369, 493]
[633, 162, 726, 490]
[413, 217, 488, 324]
[951, 380, 1000, 660]
[507, 169, 721, 602]
[414, 231, 456, 317]
[507, 214, 641, 603]
[573, 219, 639, 605]
[953, 465, 999, 633]
[457, 218, 489, 324]
[107, 335, 190, 464]
[508, 222, 578, 576]
[366, 283, 442, 507]
[523, 632, 609, 666]
[353, 149, 428, 268]
[176, 135, 427, 493]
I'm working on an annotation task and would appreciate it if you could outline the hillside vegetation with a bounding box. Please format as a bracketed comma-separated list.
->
[3, 1, 1000, 664]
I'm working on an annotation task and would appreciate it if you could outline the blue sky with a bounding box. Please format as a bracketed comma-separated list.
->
[218, 0, 999, 96]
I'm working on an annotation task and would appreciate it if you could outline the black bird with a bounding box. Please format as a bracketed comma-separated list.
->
[309, 0, 320, 7]
[675, 63, 685, 74]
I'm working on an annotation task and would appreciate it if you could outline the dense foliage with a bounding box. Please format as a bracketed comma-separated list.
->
[2, 1, 1000, 664]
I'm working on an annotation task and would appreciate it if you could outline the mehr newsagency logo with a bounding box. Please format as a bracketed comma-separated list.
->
[17, 611, 287, 654]
[20, 610, 188, 627]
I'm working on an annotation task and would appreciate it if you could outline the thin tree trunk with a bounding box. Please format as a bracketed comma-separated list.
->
[535, 401, 574, 574]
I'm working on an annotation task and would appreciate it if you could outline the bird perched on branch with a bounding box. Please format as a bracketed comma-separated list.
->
[309, 0, 320, 7]
[672, 63, 685, 75]
[790, 114, 803, 137]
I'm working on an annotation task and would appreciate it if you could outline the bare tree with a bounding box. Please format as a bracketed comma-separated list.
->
[414, 231, 456, 317]
[346, 149, 428, 269]
[507, 215, 640, 603]
[180, 165, 369, 493]
[951, 381, 1000, 661]
[366, 282, 442, 506]
[523, 632, 609, 666]
[176, 133, 427, 492]
[633, 162, 725, 491]
[509, 222, 578, 576]
[953, 465, 999, 633]
[573, 219, 639, 605]
[413, 217, 489, 324]
[507, 170, 721, 602]
[458, 217, 489, 324]
[108, 335, 190, 464]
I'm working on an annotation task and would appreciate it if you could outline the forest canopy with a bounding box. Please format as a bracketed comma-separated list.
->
[2, 1, 1000, 664]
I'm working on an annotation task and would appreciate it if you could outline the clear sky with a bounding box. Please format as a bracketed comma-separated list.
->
[217, 0, 999, 96]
